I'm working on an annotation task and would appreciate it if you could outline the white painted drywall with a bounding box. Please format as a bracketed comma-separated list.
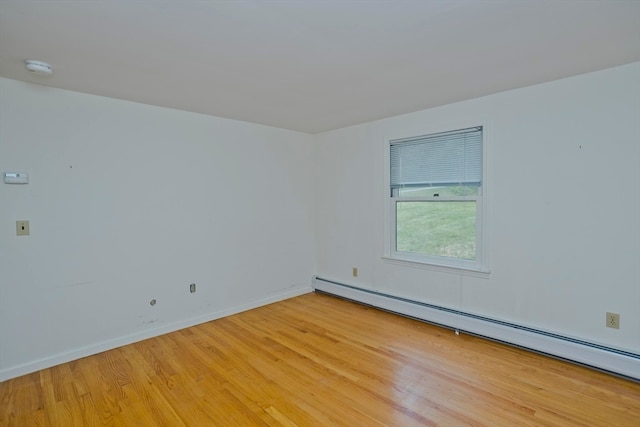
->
[1, 62, 638, 381]
[314, 62, 640, 353]
[0, 78, 315, 379]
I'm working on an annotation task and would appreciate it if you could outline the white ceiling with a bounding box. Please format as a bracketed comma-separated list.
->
[1, 0, 639, 133]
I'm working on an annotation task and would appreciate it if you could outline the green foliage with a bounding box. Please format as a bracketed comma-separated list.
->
[396, 201, 476, 260]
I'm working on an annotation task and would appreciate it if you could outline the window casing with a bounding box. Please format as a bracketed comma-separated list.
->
[389, 126, 486, 271]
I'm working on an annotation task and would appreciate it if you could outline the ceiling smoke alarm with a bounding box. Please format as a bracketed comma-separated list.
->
[24, 60, 53, 76]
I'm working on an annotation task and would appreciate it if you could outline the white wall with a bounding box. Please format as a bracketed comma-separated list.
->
[1, 62, 638, 381]
[314, 62, 640, 353]
[0, 78, 315, 380]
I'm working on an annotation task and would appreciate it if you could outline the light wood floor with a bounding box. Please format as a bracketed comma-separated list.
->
[1, 292, 639, 426]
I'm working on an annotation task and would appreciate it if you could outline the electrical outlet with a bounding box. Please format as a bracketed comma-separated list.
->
[352, 267, 358, 277]
[190, 283, 196, 293]
[16, 220, 30, 236]
[606, 312, 620, 329]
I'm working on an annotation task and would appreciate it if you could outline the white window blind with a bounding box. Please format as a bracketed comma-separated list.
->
[390, 126, 482, 190]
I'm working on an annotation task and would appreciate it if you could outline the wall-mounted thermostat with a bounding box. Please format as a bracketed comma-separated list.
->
[3, 172, 29, 184]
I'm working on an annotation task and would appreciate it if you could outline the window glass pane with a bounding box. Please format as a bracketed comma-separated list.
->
[398, 185, 479, 198]
[396, 201, 476, 260]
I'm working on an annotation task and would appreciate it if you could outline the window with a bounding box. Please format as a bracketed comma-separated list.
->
[389, 126, 485, 271]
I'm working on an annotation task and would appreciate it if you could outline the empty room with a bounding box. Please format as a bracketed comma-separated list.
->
[1, 1, 639, 426]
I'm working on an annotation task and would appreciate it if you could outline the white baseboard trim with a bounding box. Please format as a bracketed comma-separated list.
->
[313, 276, 640, 381]
[0, 284, 313, 382]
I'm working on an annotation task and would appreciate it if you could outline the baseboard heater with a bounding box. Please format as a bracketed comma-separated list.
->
[313, 276, 640, 381]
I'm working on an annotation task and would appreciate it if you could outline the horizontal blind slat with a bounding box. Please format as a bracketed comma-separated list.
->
[390, 127, 482, 188]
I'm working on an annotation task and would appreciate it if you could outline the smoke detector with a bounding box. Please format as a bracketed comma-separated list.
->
[25, 60, 53, 76]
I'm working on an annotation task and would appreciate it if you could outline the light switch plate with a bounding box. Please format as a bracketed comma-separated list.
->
[16, 220, 30, 236]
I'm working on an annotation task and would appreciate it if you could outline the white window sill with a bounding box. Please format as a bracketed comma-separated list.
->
[382, 255, 491, 278]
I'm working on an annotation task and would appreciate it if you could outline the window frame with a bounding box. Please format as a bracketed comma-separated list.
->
[383, 122, 490, 275]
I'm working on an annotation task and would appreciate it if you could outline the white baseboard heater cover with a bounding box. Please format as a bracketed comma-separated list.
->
[313, 276, 640, 381]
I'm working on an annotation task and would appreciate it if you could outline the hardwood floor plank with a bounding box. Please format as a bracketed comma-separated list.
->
[225, 317, 437, 425]
[1, 292, 639, 426]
